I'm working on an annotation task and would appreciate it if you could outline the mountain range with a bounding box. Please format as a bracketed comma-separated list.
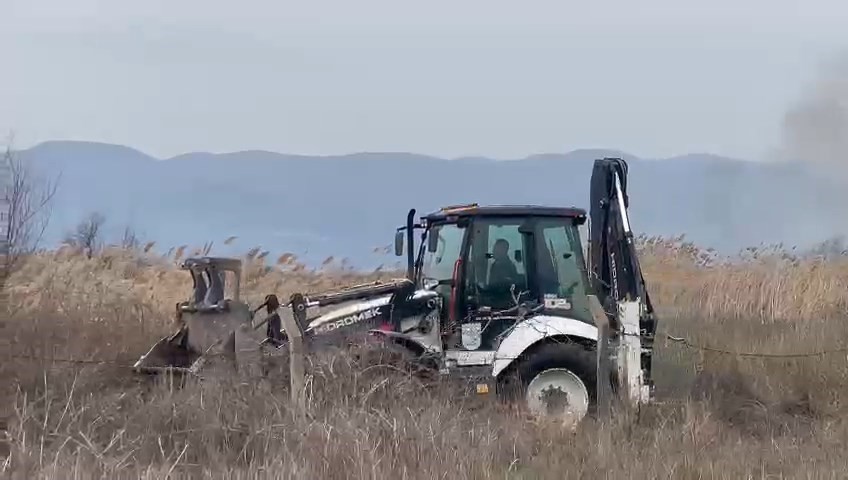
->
[14, 140, 847, 267]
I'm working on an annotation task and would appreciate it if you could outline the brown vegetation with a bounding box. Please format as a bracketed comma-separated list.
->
[2, 237, 848, 478]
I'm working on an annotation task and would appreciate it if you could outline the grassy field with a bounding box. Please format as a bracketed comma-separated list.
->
[2, 237, 848, 479]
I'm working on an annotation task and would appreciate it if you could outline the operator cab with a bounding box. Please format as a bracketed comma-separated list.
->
[395, 204, 594, 350]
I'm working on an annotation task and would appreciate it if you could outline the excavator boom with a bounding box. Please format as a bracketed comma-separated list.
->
[588, 157, 657, 403]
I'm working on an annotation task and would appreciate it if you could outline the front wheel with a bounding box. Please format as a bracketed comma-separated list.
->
[498, 342, 597, 426]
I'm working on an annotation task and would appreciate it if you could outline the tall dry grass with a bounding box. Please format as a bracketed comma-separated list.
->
[2, 238, 848, 478]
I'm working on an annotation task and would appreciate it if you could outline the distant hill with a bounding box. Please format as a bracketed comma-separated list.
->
[17, 140, 847, 267]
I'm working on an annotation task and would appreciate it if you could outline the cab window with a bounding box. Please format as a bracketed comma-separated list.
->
[535, 218, 592, 320]
[466, 218, 531, 309]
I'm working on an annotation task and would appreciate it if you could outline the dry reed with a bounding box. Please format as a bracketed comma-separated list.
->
[2, 237, 848, 478]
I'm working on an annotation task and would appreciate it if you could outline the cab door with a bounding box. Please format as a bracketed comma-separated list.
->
[459, 216, 535, 350]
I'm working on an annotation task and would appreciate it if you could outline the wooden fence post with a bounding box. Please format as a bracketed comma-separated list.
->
[280, 293, 308, 417]
[588, 294, 614, 457]
[588, 294, 613, 419]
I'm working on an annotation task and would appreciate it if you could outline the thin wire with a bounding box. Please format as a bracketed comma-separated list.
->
[5, 330, 848, 367]
[660, 333, 848, 358]
[4, 352, 136, 366]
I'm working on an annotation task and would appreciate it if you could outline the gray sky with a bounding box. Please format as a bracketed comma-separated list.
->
[3, 0, 847, 160]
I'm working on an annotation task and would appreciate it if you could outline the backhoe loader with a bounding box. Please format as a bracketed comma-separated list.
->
[134, 157, 657, 423]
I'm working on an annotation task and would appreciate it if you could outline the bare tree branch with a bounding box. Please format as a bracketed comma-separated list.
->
[63, 211, 106, 259]
[2, 132, 60, 276]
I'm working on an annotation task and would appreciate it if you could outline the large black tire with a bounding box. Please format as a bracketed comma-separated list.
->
[497, 341, 598, 420]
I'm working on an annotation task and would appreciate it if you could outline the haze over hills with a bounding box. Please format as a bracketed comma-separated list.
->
[17, 140, 847, 267]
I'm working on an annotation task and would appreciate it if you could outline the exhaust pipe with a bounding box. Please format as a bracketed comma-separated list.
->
[406, 208, 416, 281]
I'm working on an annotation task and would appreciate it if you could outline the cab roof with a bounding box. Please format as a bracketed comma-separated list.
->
[423, 203, 587, 223]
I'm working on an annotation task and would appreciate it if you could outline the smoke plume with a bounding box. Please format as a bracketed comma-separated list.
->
[780, 53, 848, 181]
[772, 52, 848, 253]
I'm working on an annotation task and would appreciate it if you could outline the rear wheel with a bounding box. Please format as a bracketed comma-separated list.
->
[498, 342, 597, 426]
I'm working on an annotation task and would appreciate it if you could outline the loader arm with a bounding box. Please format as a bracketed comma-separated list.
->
[259, 277, 417, 340]
[588, 157, 657, 401]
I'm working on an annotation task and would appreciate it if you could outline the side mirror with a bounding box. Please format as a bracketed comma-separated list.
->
[514, 250, 523, 263]
[394, 231, 404, 256]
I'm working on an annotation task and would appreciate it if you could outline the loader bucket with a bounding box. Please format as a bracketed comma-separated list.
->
[133, 302, 256, 375]
[133, 328, 200, 374]
[133, 256, 266, 377]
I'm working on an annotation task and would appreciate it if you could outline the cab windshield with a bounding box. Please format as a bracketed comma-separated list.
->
[419, 221, 466, 290]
